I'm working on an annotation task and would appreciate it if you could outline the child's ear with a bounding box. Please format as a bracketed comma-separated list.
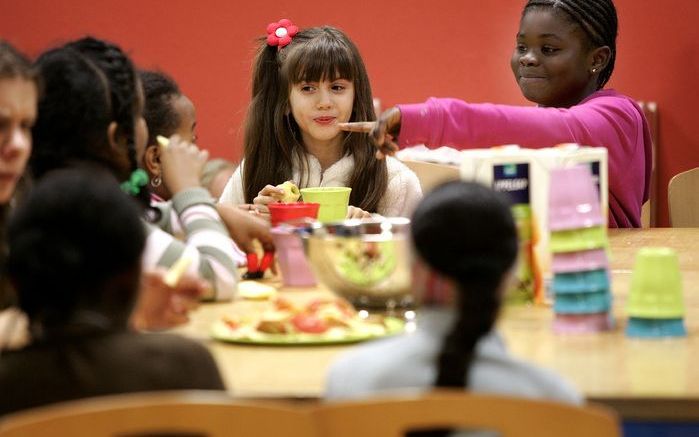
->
[143, 144, 161, 174]
[590, 45, 611, 74]
[107, 121, 122, 149]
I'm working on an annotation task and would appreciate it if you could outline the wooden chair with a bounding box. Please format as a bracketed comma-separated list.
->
[668, 167, 699, 227]
[637, 101, 658, 227]
[0, 391, 316, 437]
[315, 390, 621, 437]
[402, 159, 461, 193]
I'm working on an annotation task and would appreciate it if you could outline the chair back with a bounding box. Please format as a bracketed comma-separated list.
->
[0, 391, 316, 437]
[402, 160, 460, 193]
[669, 167, 699, 227]
[637, 101, 658, 227]
[316, 390, 621, 437]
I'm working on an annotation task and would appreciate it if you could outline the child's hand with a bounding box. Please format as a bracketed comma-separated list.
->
[215, 203, 274, 253]
[338, 107, 402, 159]
[131, 268, 207, 331]
[159, 134, 209, 194]
[347, 205, 372, 219]
[253, 184, 286, 219]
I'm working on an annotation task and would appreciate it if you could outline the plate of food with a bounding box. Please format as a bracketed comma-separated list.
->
[211, 297, 405, 345]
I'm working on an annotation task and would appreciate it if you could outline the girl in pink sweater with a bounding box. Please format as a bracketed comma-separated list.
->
[341, 0, 651, 228]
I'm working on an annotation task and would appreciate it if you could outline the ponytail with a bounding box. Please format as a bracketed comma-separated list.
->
[243, 42, 294, 203]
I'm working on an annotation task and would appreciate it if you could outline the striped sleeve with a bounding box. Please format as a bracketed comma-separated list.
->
[144, 187, 244, 301]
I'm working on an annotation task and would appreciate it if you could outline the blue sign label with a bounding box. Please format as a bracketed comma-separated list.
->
[493, 163, 530, 204]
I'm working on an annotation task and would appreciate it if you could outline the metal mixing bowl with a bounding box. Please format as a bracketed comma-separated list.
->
[298, 218, 413, 312]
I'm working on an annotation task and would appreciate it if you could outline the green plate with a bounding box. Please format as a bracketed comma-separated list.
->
[210, 317, 405, 346]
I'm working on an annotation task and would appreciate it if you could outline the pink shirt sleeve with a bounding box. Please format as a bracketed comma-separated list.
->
[397, 90, 652, 227]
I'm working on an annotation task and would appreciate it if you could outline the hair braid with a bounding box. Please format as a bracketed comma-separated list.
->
[68, 37, 152, 211]
[524, 0, 618, 88]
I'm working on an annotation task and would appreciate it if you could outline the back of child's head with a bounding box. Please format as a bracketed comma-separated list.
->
[31, 37, 151, 210]
[523, 0, 617, 88]
[243, 23, 387, 211]
[139, 69, 181, 146]
[7, 166, 145, 331]
[411, 181, 518, 389]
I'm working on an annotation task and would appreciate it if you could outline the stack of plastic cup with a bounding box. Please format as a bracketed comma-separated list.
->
[268, 203, 320, 287]
[626, 247, 686, 338]
[548, 165, 613, 334]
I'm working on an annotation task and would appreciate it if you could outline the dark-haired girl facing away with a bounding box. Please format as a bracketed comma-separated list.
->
[342, 0, 651, 228]
[30, 37, 243, 301]
[219, 22, 422, 220]
[0, 168, 224, 416]
[326, 181, 581, 405]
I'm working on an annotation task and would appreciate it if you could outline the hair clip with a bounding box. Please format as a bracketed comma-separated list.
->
[120, 168, 149, 196]
[266, 18, 298, 49]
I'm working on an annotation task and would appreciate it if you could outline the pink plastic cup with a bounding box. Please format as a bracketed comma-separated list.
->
[548, 165, 604, 231]
[268, 202, 320, 227]
[553, 312, 614, 334]
[551, 248, 609, 273]
[271, 226, 316, 287]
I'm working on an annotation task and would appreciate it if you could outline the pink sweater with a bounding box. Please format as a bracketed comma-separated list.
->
[397, 90, 652, 228]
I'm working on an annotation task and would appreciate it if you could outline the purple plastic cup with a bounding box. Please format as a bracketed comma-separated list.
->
[553, 312, 614, 334]
[551, 248, 609, 273]
[271, 226, 316, 287]
[548, 165, 604, 231]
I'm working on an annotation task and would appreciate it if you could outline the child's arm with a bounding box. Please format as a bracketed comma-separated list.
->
[146, 190, 242, 301]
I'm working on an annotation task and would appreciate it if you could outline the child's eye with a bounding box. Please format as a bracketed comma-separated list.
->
[516, 44, 527, 53]
[541, 46, 559, 55]
[331, 84, 346, 92]
[300, 85, 316, 92]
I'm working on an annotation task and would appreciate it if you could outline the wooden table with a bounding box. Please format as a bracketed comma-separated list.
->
[175, 228, 699, 419]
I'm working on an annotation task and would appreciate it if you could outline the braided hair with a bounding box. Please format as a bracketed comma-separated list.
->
[523, 0, 618, 88]
[67, 38, 151, 210]
[31, 37, 152, 212]
[412, 181, 518, 389]
[139, 69, 182, 146]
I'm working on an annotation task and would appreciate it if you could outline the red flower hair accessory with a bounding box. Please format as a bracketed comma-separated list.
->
[266, 18, 298, 48]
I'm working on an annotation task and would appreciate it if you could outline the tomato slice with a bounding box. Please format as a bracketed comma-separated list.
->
[291, 314, 328, 334]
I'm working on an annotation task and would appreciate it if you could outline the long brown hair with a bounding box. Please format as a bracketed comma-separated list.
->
[242, 26, 387, 211]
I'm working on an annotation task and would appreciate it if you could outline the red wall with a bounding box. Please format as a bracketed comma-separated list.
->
[2, 0, 697, 225]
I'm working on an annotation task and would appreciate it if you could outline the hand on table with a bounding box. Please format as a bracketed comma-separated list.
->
[347, 205, 372, 219]
[252, 184, 288, 221]
[130, 268, 207, 331]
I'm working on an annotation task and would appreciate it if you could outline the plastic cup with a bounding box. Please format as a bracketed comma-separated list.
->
[551, 248, 608, 273]
[549, 226, 607, 253]
[553, 312, 614, 334]
[268, 202, 320, 227]
[299, 187, 351, 222]
[553, 290, 612, 314]
[551, 269, 610, 294]
[548, 165, 604, 231]
[626, 247, 685, 319]
[625, 317, 687, 338]
[271, 226, 316, 287]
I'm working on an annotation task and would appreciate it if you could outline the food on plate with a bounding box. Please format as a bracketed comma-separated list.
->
[216, 297, 401, 343]
[276, 181, 301, 203]
[238, 280, 277, 300]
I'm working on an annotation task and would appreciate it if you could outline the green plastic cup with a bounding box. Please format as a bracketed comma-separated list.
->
[300, 187, 352, 222]
[627, 247, 685, 318]
[549, 225, 607, 253]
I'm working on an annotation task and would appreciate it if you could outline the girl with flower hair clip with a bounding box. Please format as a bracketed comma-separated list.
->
[219, 20, 422, 220]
